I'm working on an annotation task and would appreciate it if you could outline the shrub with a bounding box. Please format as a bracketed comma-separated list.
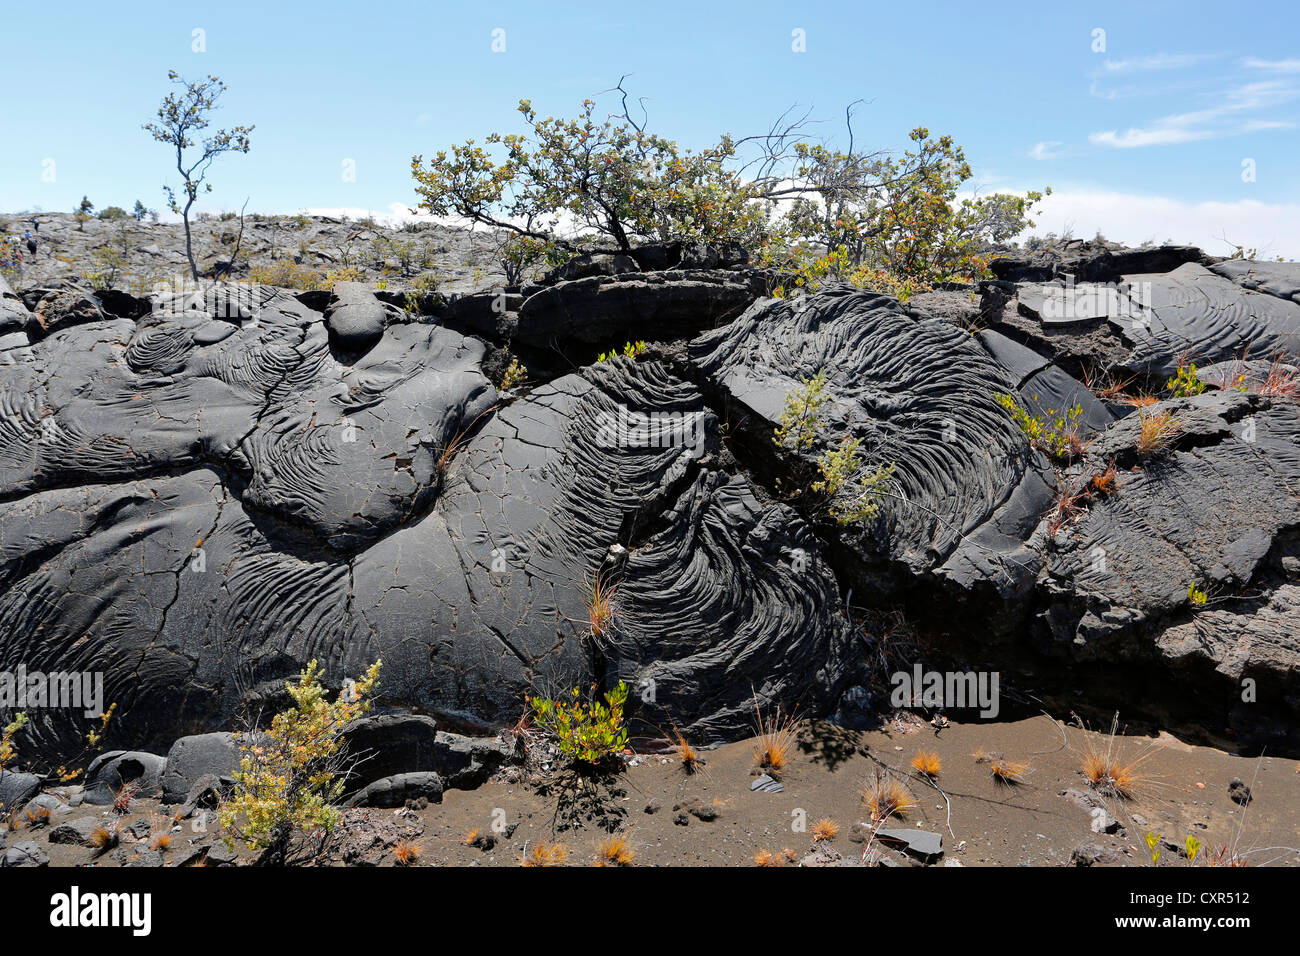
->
[0, 712, 27, 772]
[500, 358, 528, 391]
[773, 372, 831, 451]
[412, 92, 767, 255]
[996, 392, 1084, 461]
[812, 437, 895, 524]
[1167, 364, 1206, 397]
[529, 681, 630, 767]
[218, 658, 383, 866]
[764, 125, 1047, 289]
[1188, 583, 1209, 607]
[98, 205, 130, 220]
[596, 340, 648, 363]
[249, 259, 324, 290]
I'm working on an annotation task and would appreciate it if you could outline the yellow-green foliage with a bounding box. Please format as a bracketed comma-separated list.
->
[530, 681, 630, 767]
[1167, 365, 1207, 398]
[321, 266, 365, 290]
[1188, 583, 1208, 607]
[0, 712, 27, 772]
[773, 372, 831, 450]
[219, 659, 382, 853]
[249, 259, 324, 290]
[597, 341, 648, 363]
[995, 392, 1083, 460]
[813, 437, 895, 524]
[500, 357, 528, 390]
[771, 244, 927, 302]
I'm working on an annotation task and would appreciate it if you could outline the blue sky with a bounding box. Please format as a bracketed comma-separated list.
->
[2, 0, 1297, 255]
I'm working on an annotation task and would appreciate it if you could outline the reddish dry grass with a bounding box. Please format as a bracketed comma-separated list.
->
[910, 750, 942, 778]
[751, 697, 798, 777]
[811, 818, 839, 842]
[862, 771, 916, 821]
[521, 841, 567, 867]
[1137, 408, 1181, 456]
[593, 833, 635, 867]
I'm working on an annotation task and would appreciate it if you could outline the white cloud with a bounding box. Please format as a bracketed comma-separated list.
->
[1243, 57, 1300, 73]
[1100, 53, 1217, 73]
[1090, 79, 1299, 148]
[1021, 189, 1300, 259]
[1029, 140, 1063, 160]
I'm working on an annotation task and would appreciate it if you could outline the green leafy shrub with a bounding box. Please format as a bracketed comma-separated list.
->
[773, 372, 831, 451]
[596, 340, 648, 363]
[995, 392, 1084, 461]
[530, 682, 630, 767]
[219, 659, 382, 866]
[812, 438, 896, 523]
[1167, 364, 1207, 397]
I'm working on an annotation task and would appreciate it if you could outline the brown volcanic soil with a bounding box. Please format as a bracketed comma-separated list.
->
[16, 714, 1300, 868]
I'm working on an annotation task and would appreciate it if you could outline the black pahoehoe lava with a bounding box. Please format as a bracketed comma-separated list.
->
[3, 249, 1300, 756]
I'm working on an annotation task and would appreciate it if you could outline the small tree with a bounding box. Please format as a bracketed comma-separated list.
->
[144, 71, 253, 280]
[411, 89, 767, 254]
[766, 123, 1048, 290]
[132, 200, 149, 221]
[74, 195, 94, 231]
[219, 659, 381, 866]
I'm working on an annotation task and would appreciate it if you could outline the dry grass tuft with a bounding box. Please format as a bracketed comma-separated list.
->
[593, 833, 636, 867]
[25, 806, 51, 828]
[990, 758, 1030, 785]
[150, 832, 173, 852]
[751, 696, 798, 777]
[862, 770, 916, 822]
[1088, 460, 1119, 498]
[810, 818, 839, 842]
[461, 827, 479, 846]
[1259, 357, 1300, 397]
[522, 841, 567, 867]
[1078, 713, 1156, 800]
[394, 839, 422, 866]
[583, 571, 618, 641]
[89, 825, 118, 852]
[910, 750, 942, 778]
[1137, 408, 1180, 456]
[112, 783, 137, 815]
[666, 724, 702, 774]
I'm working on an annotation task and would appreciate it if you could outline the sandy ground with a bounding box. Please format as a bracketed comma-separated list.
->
[15, 713, 1298, 868]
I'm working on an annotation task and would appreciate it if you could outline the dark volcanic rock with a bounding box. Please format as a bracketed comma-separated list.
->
[343, 771, 444, 807]
[323, 280, 396, 353]
[340, 714, 440, 791]
[5, 240, 1300, 758]
[517, 269, 766, 347]
[0, 281, 848, 752]
[83, 751, 167, 804]
[0, 769, 42, 812]
[690, 285, 1055, 603]
[161, 733, 239, 804]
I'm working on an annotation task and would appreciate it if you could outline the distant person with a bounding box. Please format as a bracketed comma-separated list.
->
[25, 232, 37, 259]
[29, 216, 39, 233]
